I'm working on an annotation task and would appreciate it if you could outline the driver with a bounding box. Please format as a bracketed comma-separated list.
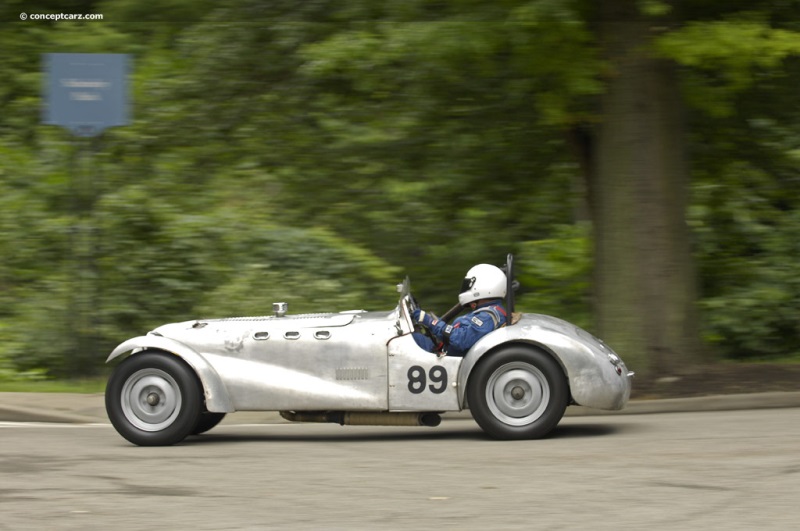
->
[411, 264, 508, 357]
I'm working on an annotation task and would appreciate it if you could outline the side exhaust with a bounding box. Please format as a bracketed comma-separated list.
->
[280, 411, 441, 427]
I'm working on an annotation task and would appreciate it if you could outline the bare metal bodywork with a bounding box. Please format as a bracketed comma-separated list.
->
[107, 282, 632, 419]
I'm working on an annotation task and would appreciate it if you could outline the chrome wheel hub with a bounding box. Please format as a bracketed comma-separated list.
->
[485, 362, 550, 426]
[120, 368, 182, 432]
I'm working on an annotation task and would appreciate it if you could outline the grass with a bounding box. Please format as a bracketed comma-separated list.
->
[0, 378, 107, 393]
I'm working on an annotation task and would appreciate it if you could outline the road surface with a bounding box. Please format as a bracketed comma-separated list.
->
[1, 408, 798, 530]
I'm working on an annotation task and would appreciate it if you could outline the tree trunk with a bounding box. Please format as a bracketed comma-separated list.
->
[591, 4, 702, 377]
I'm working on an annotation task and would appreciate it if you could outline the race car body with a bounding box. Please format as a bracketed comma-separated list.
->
[105, 257, 633, 446]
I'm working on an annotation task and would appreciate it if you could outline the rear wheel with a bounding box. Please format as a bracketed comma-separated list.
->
[467, 346, 569, 440]
[192, 412, 226, 435]
[106, 352, 202, 446]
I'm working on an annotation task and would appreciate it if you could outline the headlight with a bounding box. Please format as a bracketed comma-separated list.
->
[607, 353, 624, 375]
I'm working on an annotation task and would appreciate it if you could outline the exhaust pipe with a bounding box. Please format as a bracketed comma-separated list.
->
[280, 411, 441, 427]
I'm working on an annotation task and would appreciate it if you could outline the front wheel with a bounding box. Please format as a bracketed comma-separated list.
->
[106, 352, 202, 446]
[192, 412, 226, 435]
[467, 347, 569, 440]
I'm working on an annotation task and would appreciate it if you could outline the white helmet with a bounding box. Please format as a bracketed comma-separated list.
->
[458, 264, 507, 306]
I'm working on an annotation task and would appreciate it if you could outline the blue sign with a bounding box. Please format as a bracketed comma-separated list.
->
[43, 53, 130, 137]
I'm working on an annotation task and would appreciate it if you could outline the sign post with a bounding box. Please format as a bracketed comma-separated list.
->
[43, 53, 130, 369]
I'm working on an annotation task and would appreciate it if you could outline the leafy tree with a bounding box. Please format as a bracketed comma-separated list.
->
[657, 4, 800, 363]
[4, 0, 800, 380]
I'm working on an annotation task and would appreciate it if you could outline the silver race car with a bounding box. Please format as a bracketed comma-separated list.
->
[105, 255, 633, 446]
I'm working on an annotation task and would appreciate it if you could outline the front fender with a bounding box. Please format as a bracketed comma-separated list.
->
[457, 327, 558, 408]
[457, 317, 631, 411]
[107, 335, 234, 413]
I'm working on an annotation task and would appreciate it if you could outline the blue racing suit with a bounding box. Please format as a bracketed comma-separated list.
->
[412, 300, 507, 357]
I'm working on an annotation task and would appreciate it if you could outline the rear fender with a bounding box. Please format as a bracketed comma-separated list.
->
[107, 336, 234, 413]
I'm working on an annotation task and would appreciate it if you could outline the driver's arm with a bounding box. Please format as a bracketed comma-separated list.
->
[414, 310, 491, 350]
[412, 309, 440, 331]
[438, 315, 496, 353]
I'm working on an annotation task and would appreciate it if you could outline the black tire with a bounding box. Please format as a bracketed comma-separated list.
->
[105, 351, 202, 446]
[467, 346, 569, 440]
[192, 412, 226, 435]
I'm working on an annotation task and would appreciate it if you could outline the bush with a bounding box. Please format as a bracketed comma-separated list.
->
[515, 224, 592, 330]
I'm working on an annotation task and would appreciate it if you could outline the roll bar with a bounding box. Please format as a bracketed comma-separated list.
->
[505, 253, 517, 315]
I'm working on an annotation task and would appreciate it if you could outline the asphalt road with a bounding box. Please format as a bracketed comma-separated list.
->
[2, 409, 799, 530]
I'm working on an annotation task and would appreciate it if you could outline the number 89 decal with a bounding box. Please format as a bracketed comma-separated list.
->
[407, 365, 448, 394]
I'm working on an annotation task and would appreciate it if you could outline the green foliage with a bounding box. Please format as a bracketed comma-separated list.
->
[638, 0, 671, 18]
[657, 17, 800, 116]
[3, 0, 800, 380]
[690, 163, 800, 359]
[195, 227, 400, 317]
[291, 4, 597, 308]
[516, 224, 592, 330]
